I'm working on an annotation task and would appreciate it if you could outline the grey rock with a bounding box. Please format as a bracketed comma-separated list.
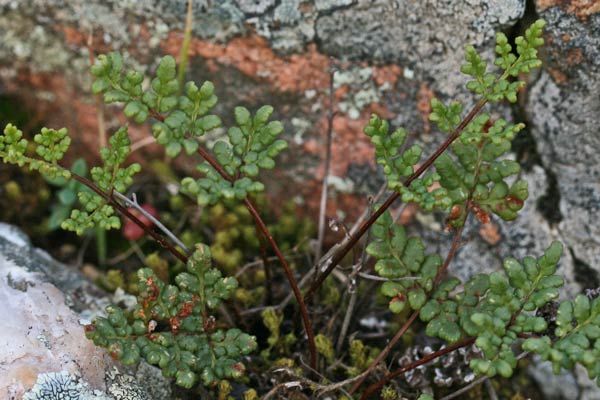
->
[0, 223, 108, 314]
[528, 359, 600, 400]
[0, 223, 170, 399]
[274, 0, 301, 25]
[315, 0, 525, 97]
[134, 362, 172, 400]
[315, 0, 355, 12]
[574, 363, 600, 400]
[0, 0, 246, 78]
[528, 358, 580, 400]
[527, 4, 600, 290]
[535, 6, 600, 75]
[235, 0, 275, 14]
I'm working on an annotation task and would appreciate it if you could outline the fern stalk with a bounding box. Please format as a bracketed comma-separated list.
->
[305, 97, 488, 301]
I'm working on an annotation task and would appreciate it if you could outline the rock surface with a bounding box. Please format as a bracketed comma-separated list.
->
[0, 223, 170, 399]
[526, 2, 600, 291]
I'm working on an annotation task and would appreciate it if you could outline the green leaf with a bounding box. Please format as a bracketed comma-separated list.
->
[538, 241, 563, 275]
[104, 89, 130, 103]
[429, 98, 463, 132]
[368, 210, 442, 311]
[124, 101, 149, 123]
[156, 55, 177, 82]
[365, 114, 446, 209]
[420, 300, 441, 321]
[408, 288, 427, 310]
[389, 297, 406, 313]
[61, 126, 138, 235]
[380, 281, 403, 297]
[86, 243, 256, 389]
[184, 105, 286, 206]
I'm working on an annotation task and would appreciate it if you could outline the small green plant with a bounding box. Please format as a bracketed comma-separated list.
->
[44, 158, 88, 230]
[85, 244, 257, 388]
[3, 17, 600, 399]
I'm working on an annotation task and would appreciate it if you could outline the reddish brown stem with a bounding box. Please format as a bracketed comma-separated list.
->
[194, 143, 318, 370]
[351, 150, 481, 393]
[197, 145, 234, 182]
[434, 223, 466, 286]
[150, 109, 165, 122]
[349, 310, 419, 393]
[349, 222, 467, 394]
[304, 98, 487, 302]
[243, 198, 318, 370]
[254, 217, 273, 304]
[360, 337, 476, 400]
[70, 174, 188, 263]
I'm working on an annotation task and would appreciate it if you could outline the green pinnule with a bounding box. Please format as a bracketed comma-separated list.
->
[85, 244, 257, 388]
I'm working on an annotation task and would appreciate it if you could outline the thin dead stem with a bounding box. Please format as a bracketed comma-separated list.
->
[315, 61, 337, 265]
[243, 198, 318, 370]
[360, 337, 476, 399]
[112, 190, 189, 253]
[193, 141, 318, 370]
[86, 29, 107, 150]
[277, 182, 388, 311]
[336, 198, 373, 353]
[70, 174, 188, 263]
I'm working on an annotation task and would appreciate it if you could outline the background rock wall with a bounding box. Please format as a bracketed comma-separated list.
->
[1, 0, 598, 310]
[0, 1, 598, 395]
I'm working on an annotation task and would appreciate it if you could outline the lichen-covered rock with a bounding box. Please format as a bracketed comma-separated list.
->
[526, 3, 600, 291]
[273, 0, 301, 25]
[315, 0, 525, 97]
[235, 0, 275, 14]
[104, 368, 148, 400]
[23, 371, 110, 400]
[22, 368, 163, 400]
[0, 223, 110, 397]
[315, 0, 355, 12]
[0, 223, 169, 399]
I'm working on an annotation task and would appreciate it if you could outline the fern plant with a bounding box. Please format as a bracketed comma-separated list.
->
[348, 19, 600, 400]
[85, 244, 257, 388]
[3, 17, 600, 399]
[1, 37, 314, 389]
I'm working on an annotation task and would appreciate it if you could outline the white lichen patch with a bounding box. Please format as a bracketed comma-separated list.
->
[274, 0, 301, 25]
[23, 371, 110, 400]
[291, 117, 312, 145]
[327, 176, 355, 193]
[333, 66, 386, 120]
[105, 367, 148, 400]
